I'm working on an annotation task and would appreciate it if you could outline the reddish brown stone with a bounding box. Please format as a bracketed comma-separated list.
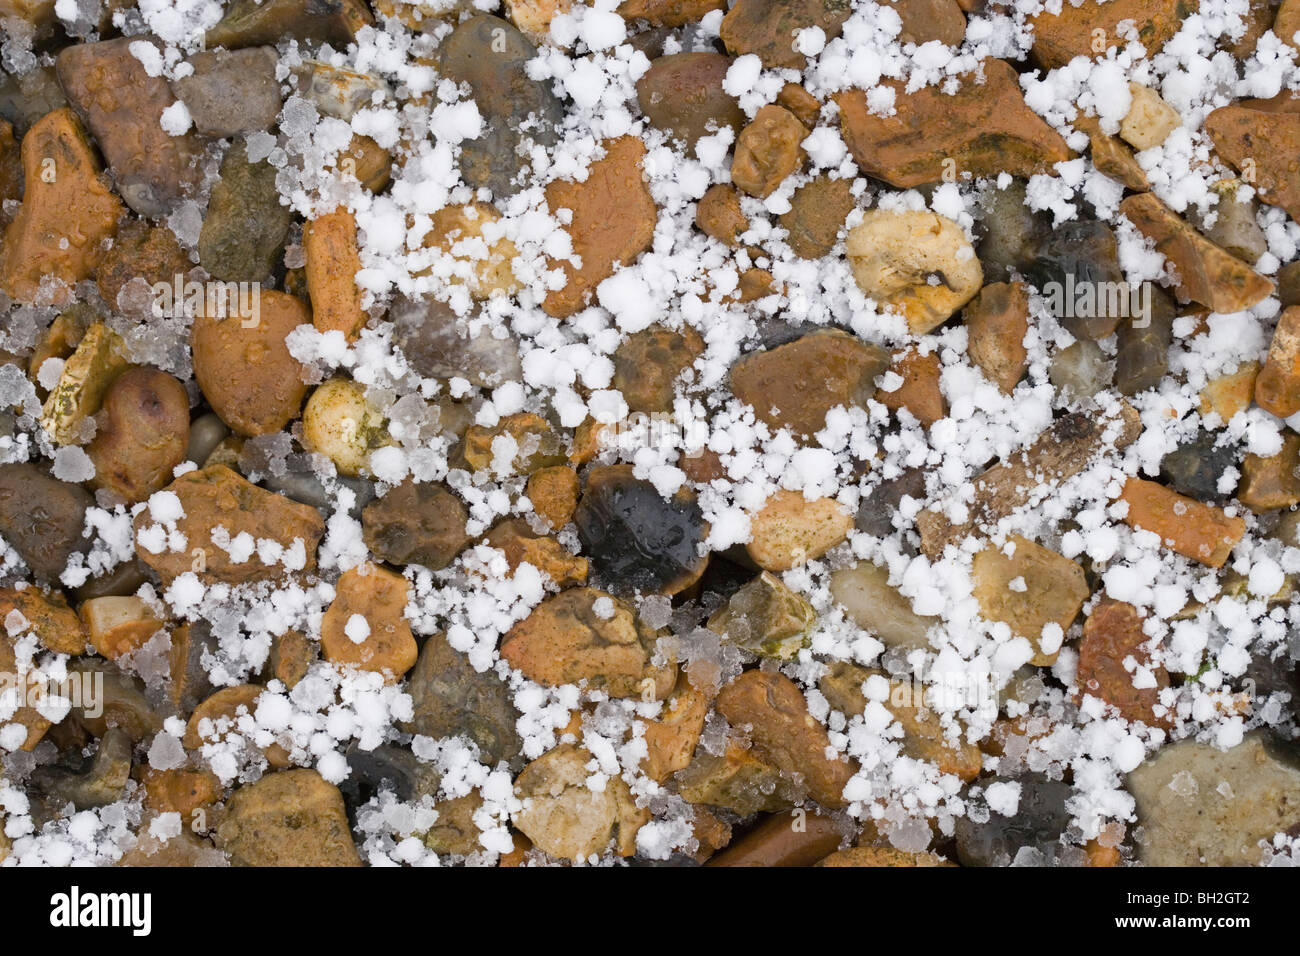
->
[731, 104, 806, 199]
[780, 175, 854, 259]
[1258, 306, 1300, 418]
[1206, 101, 1300, 223]
[1118, 477, 1245, 568]
[696, 183, 748, 247]
[720, 0, 851, 69]
[876, 348, 946, 427]
[1078, 598, 1172, 728]
[1030, 0, 1195, 70]
[965, 281, 1030, 394]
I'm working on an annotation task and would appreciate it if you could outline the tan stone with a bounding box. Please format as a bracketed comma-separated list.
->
[746, 489, 853, 571]
[818, 846, 955, 866]
[695, 183, 748, 246]
[304, 207, 367, 341]
[1238, 431, 1300, 512]
[320, 563, 417, 680]
[1199, 361, 1259, 422]
[185, 684, 291, 767]
[1257, 305, 1300, 418]
[0, 586, 86, 655]
[1075, 113, 1150, 191]
[484, 517, 588, 587]
[965, 281, 1030, 393]
[780, 175, 854, 259]
[640, 673, 710, 782]
[218, 769, 362, 867]
[1030, 0, 1193, 69]
[876, 348, 945, 427]
[1206, 98, 1300, 222]
[525, 465, 580, 529]
[731, 104, 806, 199]
[972, 535, 1089, 665]
[1119, 83, 1181, 150]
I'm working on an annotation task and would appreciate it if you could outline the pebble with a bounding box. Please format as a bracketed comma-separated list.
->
[174, 47, 282, 137]
[972, 534, 1089, 666]
[830, 560, 939, 652]
[612, 324, 704, 414]
[731, 104, 806, 199]
[485, 517, 588, 587]
[954, 773, 1073, 866]
[1160, 430, 1236, 501]
[525, 465, 581, 529]
[730, 330, 889, 439]
[706, 810, 844, 867]
[1077, 599, 1172, 727]
[1049, 339, 1114, 404]
[206, 0, 372, 49]
[617, 0, 725, 26]
[1030, 0, 1188, 68]
[574, 464, 710, 595]
[185, 684, 291, 767]
[1196, 179, 1267, 264]
[707, 570, 816, 660]
[0, 585, 86, 655]
[1118, 477, 1245, 568]
[1200, 361, 1259, 422]
[1127, 732, 1300, 865]
[0, 462, 91, 581]
[1257, 305, 1300, 418]
[217, 769, 363, 867]
[362, 479, 471, 570]
[1237, 431, 1300, 512]
[500, 587, 676, 698]
[746, 489, 852, 572]
[780, 175, 855, 259]
[876, 348, 946, 427]
[458, 412, 565, 477]
[1074, 113, 1150, 191]
[676, 740, 792, 815]
[1207, 98, 1300, 224]
[402, 632, 523, 769]
[720, 0, 851, 70]
[965, 281, 1029, 394]
[304, 208, 368, 341]
[542, 135, 657, 317]
[198, 138, 292, 283]
[1114, 287, 1175, 396]
[96, 220, 192, 315]
[80, 595, 164, 660]
[855, 468, 927, 538]
[696, 183, 749, 247]
[974, 178, 1049, 281]
[836, 60, 1072, 188]
[30, 728, 133, 815]
[635, 52, 744, 157]
[389, 296, 523, 387]
[887, 0, 967, 45]
[640, 673, 710, 782]
[86, 367, 190, 504]
[1023, 219, 1126, 340]
[319, 563, 417, 680]
[817, 846, 954, 867]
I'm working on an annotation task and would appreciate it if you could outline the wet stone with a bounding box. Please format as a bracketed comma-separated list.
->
[525, 465, 580, 529]
[389, 296, 523, 387]
[319, 563, 417, 680]
[362, 479, 471, 570]
[1023, 219, 1126, 340]
[458, 412, 565, 477]
[965, 281, 1030, 394]
[574, 464, 709, 596]
[1118, 477, 1246, 568]
[696, 183, 748, 247]
[217, 769, 363, 867]
[618, 0, 726, 26]
[1196, 180, 1267, 265]
[635, 52, 744, 157]
[612, 324, 703, 414]
[30, 728, 132, 816]
[1078, 599, 1172, 727]
[1160, 430, 1236, 501]
[1238, 431, 1300, 513]
[96, 220, 192, 315]
[974, 179, 1049, 281]
[484, 517, 588, 587]
[174, 47, 282, 137]
[439, 15, 562, 197]
[731, 104, 806, 199]
[856, 467, 927, 538]
[1030, 0, 1193, 69]
[402, 633, 523, 768]
[972, 535, 1088, 666]
[0, 463, 92, 581]
[513, 743, 646, 860]
[780, 175, 855, 259]
[720, 0, 852, 70]
[198, 138, 292, 283]
[56, 38, 202, 217]
[206, 0, 372, 49]
[707, 571, 815, 660]
[954, 773, 1074, 866]
[1050, 339, 1114, 404]
[746, 489, 852, 571]
[1206, 99, 1300, 225]
[675, 741, 792, 815]
[1114, 287, 1175, 396]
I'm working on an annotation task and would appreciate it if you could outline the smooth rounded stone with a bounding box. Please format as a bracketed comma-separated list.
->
[485, 518, 588, 587]
[304, 208, 367, 340]
[205, 0, 372, 49]
[954, 773, 1073, 866]
[696, 183, 749, 246]
[720, 0, 851, 69]
[56, 37, 203, 217]
[1049, 338, 1113, 404]
[617, 0, 725, 26]
[730, 330, 889, 439]
[264, 470, 375, 517]
[856, 467, 927, 538]
[86, 367, 191, 504]
[1239, 431, 1300, 513]
[501, 587, 676, 698]
[1159, 430, 1236, 501]
[1120, 192, 1273, 315]
[401, 633, 523, 768]
[173, 47, 282, 137]
[29, 728, 133, 820]
[513, 743, 647, 861]
[96, 220, 192, 315]
[0, 108, 124, 304]
[0, 65, 68, 135]
[320, 564, 417, 680]
[339, 743, 439, 812]
[706, 570, 815, 660]
[707, 810, 845, 867]
[974, 179, 1049, 280]
[779, 175, 855, 259]
[67, 661, 164, 744]
[776, 82, 821, 128]
[573, 464, 709, 596]
[829, 560, 939, 652]
[635, 52, 744, 157]
[389, 295, 522, 387]
[133, 465, 325, 585]
[716, 670, 857, 809]
[1022, 219, 1126, 340]
[438, 15, 562, 196]
[747, 490, 852, 571]
[731, 105, 806, 199]
[1127, 732, 1300, 865]
[184, 685, 290, 767]
[1077, 599, 1171, 728]
[185, 412, 230, 466]
[217, 769, 363, 867]
[292, 59, 391, 122]
[198, 138, 292, 283]
[612, 324, 704, 413]
[362, 479, 470, 570]
[1114, 285, 1175, 396]
[0, 463, 92, 581]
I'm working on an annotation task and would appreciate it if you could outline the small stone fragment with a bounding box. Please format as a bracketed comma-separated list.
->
[1114, 289, 1175, 396]
[972, 535, 1089, 665]
[1206, 99, 1300, 223]
[1120, 83, 1181, 150]
[526, 466, 580, 529]
[675, 741, 791, 814]
[423, 201, 519, 300]
[40, 321, 128, 446]
[612, 324, 703, 413]
[1050, 339, 1114, 403]
[746, 489, 853, 571]
[484, 517, 588, 587]
[1257, 305, 1300, 418]
[1199, 361, 1259, 422]
[1078, 598, 1172, 727]
[1074, 113, 1150, 191]
[780, 176, 854, 259]
[198, 138, 292, 283]
[876, 348, 945, 427]
[965, 281, 1029, 393]
[1024, 219, 1127, 340]
[640, 673, 710, 782]
[96, 220, 191, 314]
[0, 586, 86, 655]
[389, 296, 522, 387]
[1118, 477, 1246, 568]
[1030, 0, 1192, 69]
[1160, 430, 1237, 501]
[731, 104, 806, 199]
[1237, 431, 1300, 512]
[1196, 179, 1267, 264]
[80, 596, 164, 660]
[304, 207, 367, 341]
[86, 367, 191, 504]
[617, 0, 725, 26]
[173, 47, 282, 137]
[954, 772, 1073, 865]
[707, 571, 815, 660]
[635, 52, 744, 156]
[458, 412, 565, 477]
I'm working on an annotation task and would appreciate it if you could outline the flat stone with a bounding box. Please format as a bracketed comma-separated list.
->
[972, 535, 1089, 666]
[513, 743, 646, 860]
[746, 489, 853, 571]
[1160, 430, 1237, 501]
[319, 563, 417, 680]
[217, 769, 362, 867]
[1030, 0, 1194, 69]
[720, 0, 852, 70]
[1257, 305, 1300, 418]
[1237, 430, 1300, 512]
[836, 59, 1072, 188]
[525, 466, 580, 530]
[174, 47, 282, 137]
[304, 207, 367, 341]
[965, 281, 1029, 394]
[362, 479, 471, 570]
[1118, 477, 1245, 568]
[731, 104, 806, 199]
[696, 183, 748, 246]
[198, 138, 292, 283]
[635, 52, 744, 157]
[780, 175, 855, 259]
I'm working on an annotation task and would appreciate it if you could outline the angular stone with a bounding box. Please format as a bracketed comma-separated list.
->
[780, 175, 854, 259]
[41, 321, 128, 446]
[389, 296, 522, 387]
[484, 517, 588, 587]
[918, 404, 1142, 556]
[1030, 0, 1194, 69]
[1127, 732, 1300, 866]
[715, 669, 857, 809]
[972, 535, 1089, 665]
[640, 673, 710, 782]
[1114, 287, 1175, 396]
[542, 135, 657, 317]
[1160, 430, 1237, 501]
[0, 463, 92, 581]
[458, 412, 565, 477]
[1200, 361, 1258, 423]
[500, 587, 676, 698]
[185, 684, 291, 767]
[1024, 219, 1127, 340]
[96, 219, 191, 314]
[0, 119, 20, 231]
[731, 104, 806, 199]
[846, 209, 983, 334]
[525, 465, 580, 529]
[876, 348, 945, 427]
[217, 769, 362, 867]
[173, 47, 282, 137]
[1078, 598, 1172, 727]
[1050, 339, 1114, 404]
[1120, 83, 1181, 150]
[0, 632, 51, 750]
[1238, 431, 1300, 512]
[1119, 192, 1273, 314]
[707, 810, 843, 867]
[363, 480, 470, 570]
[819, 661, 983, 781]
[746, 489, 852, 572]
[133, 465, 325, 585]
[573, 464, 709, 595]
[205, 0, 372, 49]
[974, 178, 1050, 281]
[776, 82, 821, 128]
[1196, 179, 1267, 264]
[635, 53, 744, 157]
[320, 563, 417, 680]
[1257, 305, 1300, 418]
[513, 743, 646, 860]
[30, 728, 133, 814]
[730, 330, 888, 439]
[1206, 100, 1300, 223]
[401, 632, 523, 768]
[1118, 477, 1245, 568]
[612, 324, 703, 413]
[954, 772, 1073, 865]
[304, 207, 367, 341]
[439, 15, 562, 197]
[56, 38, 202, 217]
[965, 281, 1029, 393]
[720, 0, 851, 70]
[80, 595, 164, 660]
[886, 0, 967, 45]
[836, 60, 1072, 188]
[0, 108, 123, 304]
[1074, 113, 1150, 191]
[198, 138, 292, 283]
[707, 571, 815, 660]
[0, 586, 86, 655]
[855, 467, 927, 538]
